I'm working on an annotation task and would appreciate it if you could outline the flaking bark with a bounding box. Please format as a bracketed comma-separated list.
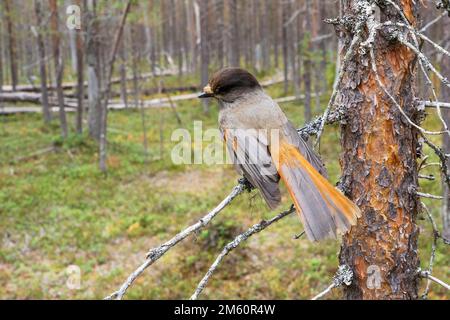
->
[338, 0, 420, 299]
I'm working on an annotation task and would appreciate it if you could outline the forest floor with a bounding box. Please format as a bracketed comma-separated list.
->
[0, 76, 448, 299]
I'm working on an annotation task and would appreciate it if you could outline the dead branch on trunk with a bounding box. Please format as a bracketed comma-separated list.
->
[311, 265, 353, 300]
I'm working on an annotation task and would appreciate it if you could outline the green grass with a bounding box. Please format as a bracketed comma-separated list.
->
[0, 79, 448, 299]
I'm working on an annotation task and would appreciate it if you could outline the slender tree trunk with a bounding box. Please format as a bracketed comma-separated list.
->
[184, 0, 194, 72]
[0, 16, 3, 112]
[281, 1, 289, 94]
[98, 1, 132, 172]
[131, 26, 140, 109]
[86, 0, 102, 140]
[49, 0, 68, 138]
[303, 0, 312, 122]
[441, 17, 450, 239]
[75, 0, 84, 134]
[273, 1, 280, 69]
[261, 0, 271, 71]
[290, 1, 300, 99]
[4, 0, 18, 91]
[339, 0, 420, 299]
[130, 23, 149, 164]
[199, 0, 210, 114]
[119, 35, 128, 109]
[216, 0, 224, 69]
[34, 0, 51, 124]
[229, 0, 240, 67]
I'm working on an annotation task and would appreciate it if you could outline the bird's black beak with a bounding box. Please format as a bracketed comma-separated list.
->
[198, 85, 214, 98]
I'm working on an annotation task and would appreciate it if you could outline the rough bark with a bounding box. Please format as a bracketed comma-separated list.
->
[338, 0, 420, 299]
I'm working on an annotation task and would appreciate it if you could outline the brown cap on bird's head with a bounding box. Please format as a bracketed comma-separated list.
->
[198, 68, 261, 99]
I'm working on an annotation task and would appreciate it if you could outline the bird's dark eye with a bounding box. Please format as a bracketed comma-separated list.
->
[217, 84, 232, 94]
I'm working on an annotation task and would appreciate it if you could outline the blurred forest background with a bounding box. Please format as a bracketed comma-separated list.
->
[0, 0, 448, 299]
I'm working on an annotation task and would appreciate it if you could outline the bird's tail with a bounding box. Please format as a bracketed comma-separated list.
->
[271, 141, 361, 241]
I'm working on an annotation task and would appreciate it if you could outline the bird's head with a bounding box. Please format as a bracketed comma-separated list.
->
[198, 68, 261, 103]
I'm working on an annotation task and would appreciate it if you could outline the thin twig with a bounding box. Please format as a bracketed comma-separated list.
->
[105, 183, 244, 300]
[417, 192, 444, 200]
[419, 270, 450, 291]
[419, 174, 435, 181]
[420, 11, 447, 32]
[420, 203, 439, 298]
[311, 283, 336, 300]
[311, 265, 353, 300]
[190, 205, 296, 300]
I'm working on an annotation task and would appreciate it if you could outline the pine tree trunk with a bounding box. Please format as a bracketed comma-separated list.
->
[229, 0, 240, 67]
[303, 0, 312, 123]
[34, 0, 51, 124]
[0, 16, 3, 110]
[86, 0, 102, 141]
[49, 0, 68, 138]
[75, 2, 84, 134]
[4, 0, 18, 91]
[338, 0, 420, 299]
[441, 16, 450, 239]
[199, 0, 210, 114]
[281, 1, 289, 94]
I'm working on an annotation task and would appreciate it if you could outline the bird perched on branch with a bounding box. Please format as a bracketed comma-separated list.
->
[199, 68, 361, 241]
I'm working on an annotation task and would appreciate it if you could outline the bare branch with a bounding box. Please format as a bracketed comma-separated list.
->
[105, 183, 245, 300]
[420, 11, 448, 33]
[420, 203, 439, 298]
[398, 36, 450, 89]
[190, 205, 296, 300]
[311, 265, 353, 300]
[417, 192, 444, 200]
[419, 174, 435, 181]
[419, 270, 450, 291]
[420, 101, 450, 109]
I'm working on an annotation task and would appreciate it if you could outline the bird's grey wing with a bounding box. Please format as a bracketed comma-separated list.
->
[223, 128, 281, 210]
[282, 120, 328, 178]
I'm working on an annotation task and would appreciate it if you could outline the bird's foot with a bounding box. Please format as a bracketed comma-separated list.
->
[238, 177, 254, 192]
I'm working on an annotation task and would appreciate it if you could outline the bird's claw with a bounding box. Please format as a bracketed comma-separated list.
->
[238, 177, 254, 192]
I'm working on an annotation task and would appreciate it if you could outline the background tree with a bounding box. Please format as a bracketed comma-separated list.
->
[4, 0, 18, 91]
[34, 0, 51, 124]
[49, 0, 68, 138]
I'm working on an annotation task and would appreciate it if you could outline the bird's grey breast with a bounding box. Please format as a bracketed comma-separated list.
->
[218, 90, 287, 130]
